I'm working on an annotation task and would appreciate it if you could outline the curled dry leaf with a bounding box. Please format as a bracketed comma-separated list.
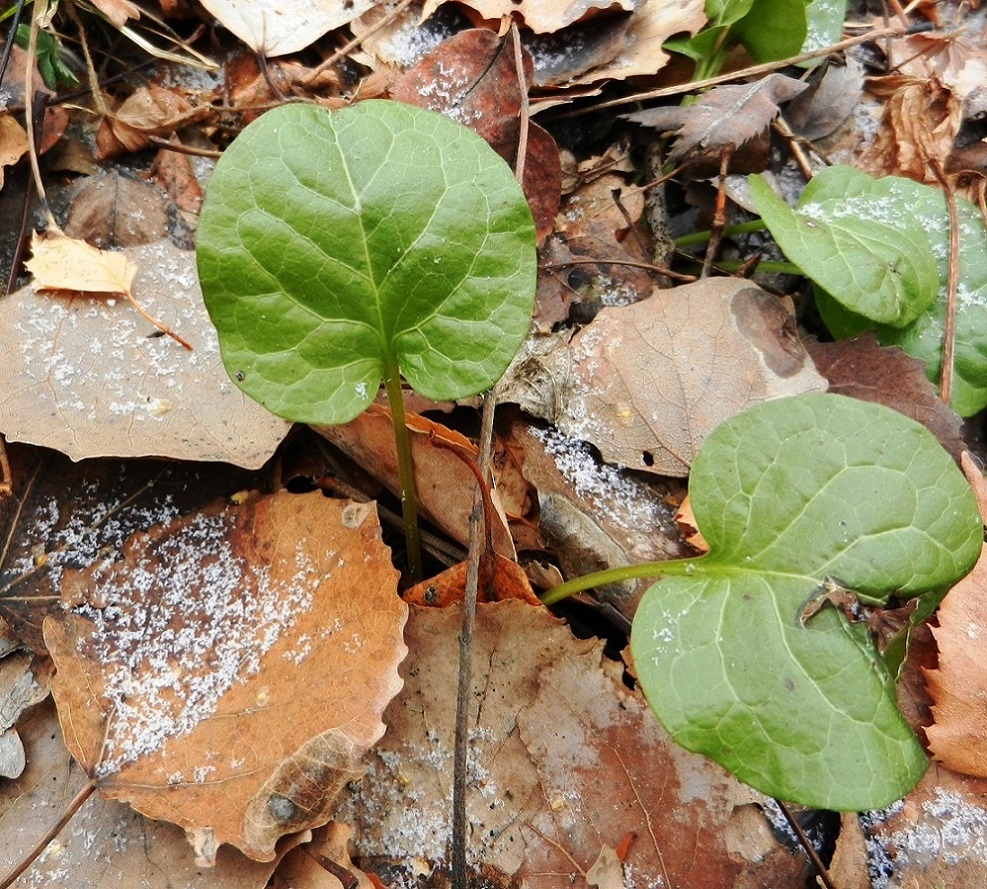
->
[44, 491, 408, 862]
[317, 405, 516, 558]
[502, 278, 826, 476]
[925, 454, 987, 776]
[1, 239, 290, 467]
[95, 84, 211, 160]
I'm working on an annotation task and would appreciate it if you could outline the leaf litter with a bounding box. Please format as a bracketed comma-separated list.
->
[44, 491, 408, 862]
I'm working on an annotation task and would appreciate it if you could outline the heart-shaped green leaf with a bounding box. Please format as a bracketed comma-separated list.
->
[812, 168, 987, 417]
[630, 393, 981, 809]
[196, 100, 537, 425]
[749, 167, 939, 327]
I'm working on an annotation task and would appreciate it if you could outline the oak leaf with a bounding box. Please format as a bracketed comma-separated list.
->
[44, 491, 408, 862]
[0, 114, 29, 190]
[925, 454, 987, 776]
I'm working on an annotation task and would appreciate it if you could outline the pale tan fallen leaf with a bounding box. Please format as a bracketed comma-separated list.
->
[335, 602, 812, 887]
[44, 491, 407, 862]
[925, 454, 987, 776]
[0, 114, 29, 190]
[90, 0, 141, 27]
[502, 278, 827, 476]
[585, 845, 623, 889]
[26, 229, 137, 297]
[198, 0, 373, 56]
[273, 823, 375, 889]
[422, 0, 634, 34]
[0, 239, 290, 467]
[0, 699, 282, 888]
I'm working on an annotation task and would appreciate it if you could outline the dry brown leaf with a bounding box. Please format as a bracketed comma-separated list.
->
[0, 239, 290, 466]
[403, 553, 542, 607]
[63, 171, 172, 248]
[96, 83, 211, 160]
[0, 114, 29, 190]
[0, 698, 283, 888]
[805, 333, 966, 460]
[272, 822, 376, 889]
[624, 74, 809, 160]
[317, 406, 516, 558]
[421, 0, 633, 34]
[334, 602, 812, 887]
[860, 75, 963, 183]
[503, 278, 826, 476]
[198, 0, 373, 56]
[786, 59, 865, 142]
[0, 445, 269, 653]
[864, 764, 987, 888]
[44, 491, 407, 862]
[925, 454, 987, 776]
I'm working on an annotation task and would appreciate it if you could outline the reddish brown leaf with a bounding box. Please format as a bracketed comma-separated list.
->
[96, 84, 210, 160]
[805, 333, 966, 460]
[403, 553, 542, 607]
[335, 602, 812, 888]
[391, 29, 561, 242]
[44, 491, 407, 862]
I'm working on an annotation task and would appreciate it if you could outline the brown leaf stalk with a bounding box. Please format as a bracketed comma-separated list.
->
[929, 159, 959, 407]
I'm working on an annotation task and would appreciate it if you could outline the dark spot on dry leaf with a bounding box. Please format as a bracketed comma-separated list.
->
[267, 794, 297, 822]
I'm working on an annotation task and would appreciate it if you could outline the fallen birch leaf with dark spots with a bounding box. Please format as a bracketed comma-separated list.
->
[624, 74, 808, 160]
[44, 491, 407, 863]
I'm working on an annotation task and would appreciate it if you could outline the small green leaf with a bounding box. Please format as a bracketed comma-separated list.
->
[196, 100, 536, 426]
[800, 0, 847, 66]
[631, 393, 982, 809]
[730, 0, 807, 63]
[814, 172, 987, 417]
[749, 169, 939, 327]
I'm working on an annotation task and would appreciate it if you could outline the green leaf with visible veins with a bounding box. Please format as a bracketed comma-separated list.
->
[630, 393, 981, 809]
[812, 168, 987, 417]
[749, 168, 939, 327]
[196, 100, 536, 425]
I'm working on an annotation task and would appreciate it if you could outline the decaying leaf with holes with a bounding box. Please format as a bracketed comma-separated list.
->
[44, 491, 407, 863]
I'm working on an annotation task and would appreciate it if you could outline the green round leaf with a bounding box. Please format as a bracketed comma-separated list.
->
[631, 393, 982, 809]
[196, 100, 537, 425]
[814, 173, 987, 417]
[749, 169, 939, 328]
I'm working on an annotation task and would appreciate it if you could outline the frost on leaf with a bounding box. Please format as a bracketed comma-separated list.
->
[0, 238, 290, 467]
[335, 602, 812, 887]
[925, 454, 987, 777]
[44, 491, 407, 863]
[512, 278, 826, 476]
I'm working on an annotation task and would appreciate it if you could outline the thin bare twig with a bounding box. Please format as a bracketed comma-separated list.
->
[511, 22, 529, 185]
[554, 26, 906, 117]
[0, 780, 97, 889]
[301, 0, 418, 86]
[929, 159, 959, 407]
[774, 799, 837, 889]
